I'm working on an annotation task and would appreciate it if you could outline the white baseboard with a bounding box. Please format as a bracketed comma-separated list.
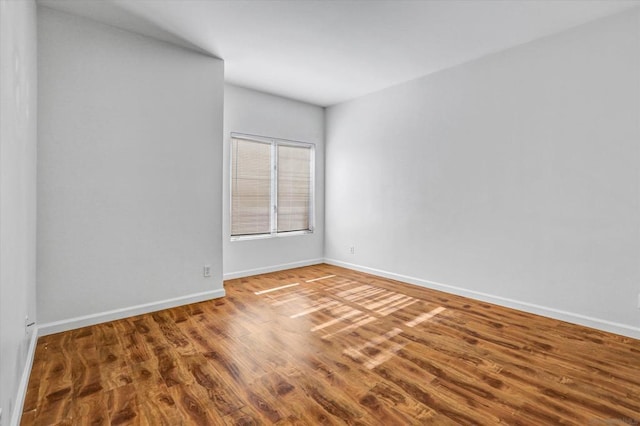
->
[38, 288, 226, 336]
[11, 330, 38, 426]
[223, 258, 324, 280]
[324, 258, 640, 340]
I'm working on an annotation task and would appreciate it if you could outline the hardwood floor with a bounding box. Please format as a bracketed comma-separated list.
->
[21, 264, 640, 425]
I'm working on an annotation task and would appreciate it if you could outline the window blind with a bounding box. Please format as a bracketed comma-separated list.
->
[231, 138, 271, 236]
[277, 144, 311, 232]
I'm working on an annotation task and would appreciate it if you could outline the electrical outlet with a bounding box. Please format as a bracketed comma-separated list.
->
[203, 265, 211, 278]
[349, 246, 355, 255]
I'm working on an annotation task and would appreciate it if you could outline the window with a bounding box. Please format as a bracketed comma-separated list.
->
[230, 133, 314, 239]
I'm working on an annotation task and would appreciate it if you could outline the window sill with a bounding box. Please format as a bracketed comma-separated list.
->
[230, 230, 314, 242]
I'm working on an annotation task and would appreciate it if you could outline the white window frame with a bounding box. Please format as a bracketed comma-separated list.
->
[230, 132, 315, 241]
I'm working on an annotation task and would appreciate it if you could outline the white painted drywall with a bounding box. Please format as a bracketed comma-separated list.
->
[326, 10, 640, 336]
[223, 84, 324, 278]
[0, 0, 38, 422]
[37, 7, 224, 325]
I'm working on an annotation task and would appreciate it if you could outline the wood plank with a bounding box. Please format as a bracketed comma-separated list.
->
[71, 391, 109, 425]
[168, 384, 225, 425]
[106, 384, 141, 425]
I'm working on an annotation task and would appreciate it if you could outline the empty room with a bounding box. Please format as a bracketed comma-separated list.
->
[1, 0, 640, 424]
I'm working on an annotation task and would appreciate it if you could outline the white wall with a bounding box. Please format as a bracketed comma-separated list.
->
[37, 7, 225, 330]
[0, 0, 38, 423]
[326, 10, 640, 337]
[223, 84, 324, 278]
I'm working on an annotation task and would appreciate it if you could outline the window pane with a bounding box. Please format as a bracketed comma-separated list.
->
[231, 138, 271, 235]
[277, 144, 311, 232]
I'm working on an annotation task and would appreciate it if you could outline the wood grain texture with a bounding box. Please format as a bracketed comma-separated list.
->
[21, 264, 640, 425]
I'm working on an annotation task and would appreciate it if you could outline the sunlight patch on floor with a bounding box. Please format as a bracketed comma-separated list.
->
[305, 274, 336, 283]
[265, 275, 445, 373]
[322, 315, 378, 339]
[376, 297, 418, 316]
[343, 327, 406, 369]
[405, 307, 446, 327]
[310, 307, 363, 332]
[254, 283, 299, 295]
[269, 288, 317, 306]
[290, 299, 341, 319]
[363, 293, 408, 310]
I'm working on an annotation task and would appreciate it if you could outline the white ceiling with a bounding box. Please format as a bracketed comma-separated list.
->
[38, 0, 640, 106]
